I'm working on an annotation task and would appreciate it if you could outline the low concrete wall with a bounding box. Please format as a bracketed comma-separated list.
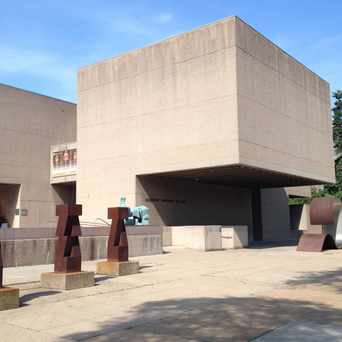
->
[0, 226, 162, 267]
[165, 225, 249, 251]
[170, 226, 222, 251]
[221, 226, 248, 249]
[162, 226, 172, 247]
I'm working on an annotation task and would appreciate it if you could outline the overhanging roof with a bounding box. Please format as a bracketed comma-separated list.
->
[138, 164, 328, 188]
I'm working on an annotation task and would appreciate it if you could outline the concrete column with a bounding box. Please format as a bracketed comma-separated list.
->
[252, 188, 263, 241]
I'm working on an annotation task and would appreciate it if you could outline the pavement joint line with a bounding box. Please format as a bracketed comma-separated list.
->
[9, 281, 160, 309]
[4, 281, 41, 289]
[1, 320, 47, 334]
[2, 247, 342, 341]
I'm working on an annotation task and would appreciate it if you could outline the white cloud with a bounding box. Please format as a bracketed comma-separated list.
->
[154, 13, 173, 24]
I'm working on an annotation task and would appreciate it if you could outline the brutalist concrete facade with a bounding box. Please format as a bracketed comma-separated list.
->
[77, 17, 335, 238]
[0, 84, 76, 228]
[77, 16, 334, 241]
[0, 16, 333, 243]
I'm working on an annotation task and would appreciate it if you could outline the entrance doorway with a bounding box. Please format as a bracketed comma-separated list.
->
[0, 183, 20, 228]
[52, 182, 76, 205]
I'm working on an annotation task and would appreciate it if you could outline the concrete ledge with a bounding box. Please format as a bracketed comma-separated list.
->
[40, 271, 95, 290]
[170, 226, 222, 251]
[1, 226, 163, 267]
[162, 226, 172, 246]
[222, 226, 248, 248]
[164, 225, 249, 250]
[96, 260, 139, 276]
[0, 287, 19, 311]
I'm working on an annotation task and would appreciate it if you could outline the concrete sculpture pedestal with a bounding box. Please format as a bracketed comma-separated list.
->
[0, 243, 19, 311]
[297, 198, 339, 252]
[96, 207, 139, 277]
[96, 260, 139, 276]
[41, 204, 95, 290]
[41, 271, 95, 290]
[0, 287, 19, 311]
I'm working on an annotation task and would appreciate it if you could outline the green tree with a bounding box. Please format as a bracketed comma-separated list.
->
[321, 157, 342, 200]
[332, 90, 342, 154]
[317, 91, 342, 200]
[289, 91, 342, 205]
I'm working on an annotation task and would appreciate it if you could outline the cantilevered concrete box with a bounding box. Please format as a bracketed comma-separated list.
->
[77, 17, 334, 233]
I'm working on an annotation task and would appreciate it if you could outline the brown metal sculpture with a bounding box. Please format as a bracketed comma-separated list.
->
[297, 232, 336, 252]
[0, 242, 3, 287]
[107, 207, 130, 262]
[54, 204, 82, 273]
[297, 197, 338, 252]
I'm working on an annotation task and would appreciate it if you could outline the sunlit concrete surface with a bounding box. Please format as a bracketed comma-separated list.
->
[1, 246, 342, 341]
[77, 16, 334, 229]
[0, 83, 76, 228]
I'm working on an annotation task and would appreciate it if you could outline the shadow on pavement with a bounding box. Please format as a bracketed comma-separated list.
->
[286, 267, 342, 293]
[61, 296, 342, 341]
[138, 265, 153, 270]
[248, 240, 299, 249]
[20, 290, 60, 304]
[94, 275, 113, 284]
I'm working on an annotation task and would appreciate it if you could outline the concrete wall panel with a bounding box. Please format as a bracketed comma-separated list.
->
[77, 16, 334, 234]
[77, 17, 240, 223]
[0, 84, 76, 227]
[1, 232, 162, 267]
[235, 18, 334, 183]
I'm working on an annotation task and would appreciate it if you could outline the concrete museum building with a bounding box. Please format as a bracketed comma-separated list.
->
[0, 16, 335, 244]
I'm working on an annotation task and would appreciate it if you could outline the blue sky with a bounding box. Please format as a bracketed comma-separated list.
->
[0, 0, 341, 102]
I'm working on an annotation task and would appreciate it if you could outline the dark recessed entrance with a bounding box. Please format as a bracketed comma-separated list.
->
[0, 183, 20, 228]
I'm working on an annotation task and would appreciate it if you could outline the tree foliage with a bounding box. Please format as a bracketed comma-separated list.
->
[313, 91, 342, 200]
[332, 90, 342, 154]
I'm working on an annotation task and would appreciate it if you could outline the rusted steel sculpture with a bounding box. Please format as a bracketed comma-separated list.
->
[310, 197, 340, 225]
[54, 204, 82, 273]
[96, 206, 139, 276]
[297, 197, 338, 252]
[107, 207, 130, 262]
[297, 231, 336, 252]
[41, 204, 94, 290]
[0, 242, 3, 287]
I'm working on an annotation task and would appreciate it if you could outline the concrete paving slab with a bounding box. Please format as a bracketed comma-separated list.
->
[254, 321, 342, 341]
[3, 259, 101, 286]
[0, 322, 67, 342]
[0, 246, 342, 341]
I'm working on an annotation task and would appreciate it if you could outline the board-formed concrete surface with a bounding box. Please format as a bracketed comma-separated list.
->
[0, 226, 163, 267]
[0, 83, 76, 228]
[77, 16, 334, 230]
[1, 246, 342, 341]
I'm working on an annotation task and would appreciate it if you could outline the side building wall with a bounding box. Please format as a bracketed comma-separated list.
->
[235, 18, 334, 182]
[0, 84, 76, 227]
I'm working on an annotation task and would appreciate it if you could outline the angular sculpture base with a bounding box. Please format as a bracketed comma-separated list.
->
[40, 271, 95, 290]
[96, 260, 139, 276]
[297, 233, 337, 252]
[0, 287, 19, 311]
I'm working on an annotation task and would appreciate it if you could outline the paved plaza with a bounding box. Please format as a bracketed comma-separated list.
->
[1, 246, 342, 341]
